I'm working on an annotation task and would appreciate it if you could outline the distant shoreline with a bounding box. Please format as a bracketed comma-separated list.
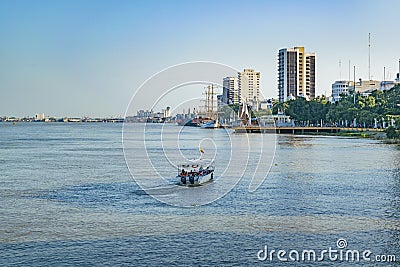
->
[0, 118, 124, 123]
[2, 121, 398, 144]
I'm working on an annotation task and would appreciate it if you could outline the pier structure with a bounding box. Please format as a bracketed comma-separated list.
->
[233, 126, 384, 134]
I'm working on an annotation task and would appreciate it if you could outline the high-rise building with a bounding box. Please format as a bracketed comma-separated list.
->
[222, 77, 239, 104]
[278, 46, 316, 102]
[305, 52, 316, 98]
[238, 69, 260, 103]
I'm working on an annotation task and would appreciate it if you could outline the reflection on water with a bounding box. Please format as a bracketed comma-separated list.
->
[0, 123, 399, 266]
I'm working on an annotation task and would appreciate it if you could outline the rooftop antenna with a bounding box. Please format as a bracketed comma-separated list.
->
[383, 66, 386, 82]
[348, 60, 351, 81]
[353, 66, 356, 104]
[339, 60, 342, 80]
[398, 59, 400, 81]
[368, 32, 371, 81]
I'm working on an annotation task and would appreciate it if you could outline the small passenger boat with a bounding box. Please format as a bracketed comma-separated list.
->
[177, 161, 214, 186]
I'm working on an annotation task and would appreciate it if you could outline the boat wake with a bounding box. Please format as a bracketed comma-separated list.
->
[139, 184, 181, 195]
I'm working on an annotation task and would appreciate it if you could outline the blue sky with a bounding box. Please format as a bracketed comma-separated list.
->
[1, 0, 399, 117]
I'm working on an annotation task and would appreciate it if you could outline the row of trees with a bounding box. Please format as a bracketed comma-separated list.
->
[273, 85, 400, 129]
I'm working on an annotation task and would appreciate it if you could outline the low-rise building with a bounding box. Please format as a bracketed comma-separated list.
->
[259, 99, 273, 110]
[35, 113, 45, 121]
[331, 81, 351, 102]
[380, 80, 399, 91]
[331, 79, 381, 102]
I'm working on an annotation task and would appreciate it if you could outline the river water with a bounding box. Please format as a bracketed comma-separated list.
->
[0, 123, 399, 266]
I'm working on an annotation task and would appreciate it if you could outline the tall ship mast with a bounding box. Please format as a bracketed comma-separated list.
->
[203, 84, 217, 120]
[201, 84, 219, 128]
[176, 83, 220, 128]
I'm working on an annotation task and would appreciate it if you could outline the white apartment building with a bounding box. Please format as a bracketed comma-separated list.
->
[331, 81, 351, 102]
[238, 69, 260, 103]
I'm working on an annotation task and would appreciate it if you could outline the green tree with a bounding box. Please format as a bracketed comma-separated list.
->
[385, 126, 398, 139]
[219, 104, 239, 121]
[272, 101, 289, 114]
[272, 84, 400, 130]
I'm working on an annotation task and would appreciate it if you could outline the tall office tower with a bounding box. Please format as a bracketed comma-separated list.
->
[222, 77, 239, 104]
[238, 69, 260, 103]
[305, 52, 316, 99]
[278, 46, 316, 102]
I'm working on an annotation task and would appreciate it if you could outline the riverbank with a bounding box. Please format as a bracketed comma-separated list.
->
[305, 130, 400, 144]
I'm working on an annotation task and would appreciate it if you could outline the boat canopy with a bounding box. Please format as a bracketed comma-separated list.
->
[178, 160, 214, 170]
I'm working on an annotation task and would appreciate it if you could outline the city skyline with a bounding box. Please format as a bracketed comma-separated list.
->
[1, 0, 400, 117]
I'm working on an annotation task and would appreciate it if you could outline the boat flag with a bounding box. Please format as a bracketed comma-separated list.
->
[199, 147, 205, 154]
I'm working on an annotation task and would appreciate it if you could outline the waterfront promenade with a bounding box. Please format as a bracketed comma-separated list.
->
[233, 126, 385, 134]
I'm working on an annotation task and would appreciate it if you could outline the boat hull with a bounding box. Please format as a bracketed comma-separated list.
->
[176, 118, 200, 127]
[200, 120, 219, 129]
[177, 172, 214, 186]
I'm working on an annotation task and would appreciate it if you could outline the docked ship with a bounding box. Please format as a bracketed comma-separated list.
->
[199, 84, 219, 128]
[176, 117, 201, 127]
[176, 84, 220, 128]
